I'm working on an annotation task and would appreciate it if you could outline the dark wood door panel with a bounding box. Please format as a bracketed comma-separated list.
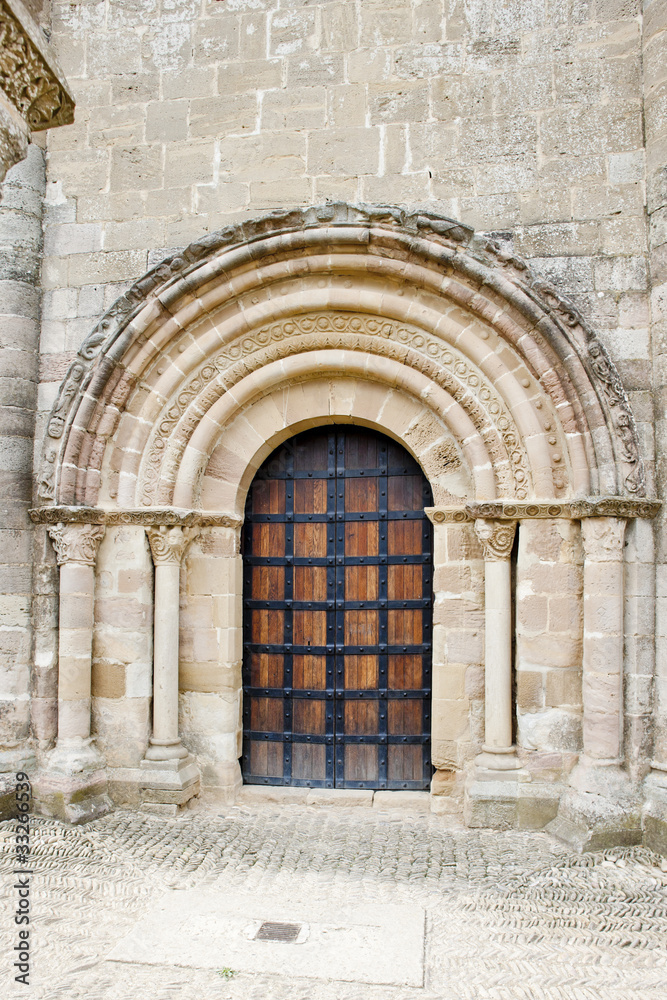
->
[242, 426, 432, 790]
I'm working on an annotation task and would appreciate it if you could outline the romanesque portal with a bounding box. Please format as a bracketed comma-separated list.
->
[29, 206, 660, 846]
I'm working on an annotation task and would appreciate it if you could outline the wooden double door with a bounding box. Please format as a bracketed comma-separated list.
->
[241, 427, 433, 790]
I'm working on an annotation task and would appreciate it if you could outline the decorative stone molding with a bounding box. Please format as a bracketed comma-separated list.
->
[426, 498, 661, 523]
[474, 519, 517, 561]
[146, 525, 199, 565]
[31, 507, 243, 529]
[46, 523, 105, 566]
[580, 517, 627, 561]
[35, 204, 647, 509]
[0, 0, 74, 130]
[139, 312, 532, 506]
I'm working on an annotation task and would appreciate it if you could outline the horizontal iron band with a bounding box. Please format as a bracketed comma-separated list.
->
[248, 466, 420, 480]
[245, 599, 431, 610]
[241, 775, 333, 788]
[244, 687, 430, 699]
[245, 555, 430, 566]
[244, 643, 431, 655]
[247, 511, 426, 522]
[244, 731, 428, 744]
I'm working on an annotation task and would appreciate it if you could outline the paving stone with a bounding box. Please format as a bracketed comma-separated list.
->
[0, 806, 665, 999]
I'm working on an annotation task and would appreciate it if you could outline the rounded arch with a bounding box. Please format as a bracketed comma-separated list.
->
[37, 203, 646, 513]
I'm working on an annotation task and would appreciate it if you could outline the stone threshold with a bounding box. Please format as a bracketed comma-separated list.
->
[235, 786, 431, 812]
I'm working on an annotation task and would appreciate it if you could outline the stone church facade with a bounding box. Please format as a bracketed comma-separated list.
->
[1, 0, 666, 853]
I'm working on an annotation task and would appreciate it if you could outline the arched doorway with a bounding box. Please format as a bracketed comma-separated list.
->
[241, 426, 434, 790]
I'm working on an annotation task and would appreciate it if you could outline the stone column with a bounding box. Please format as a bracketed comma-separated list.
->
[474, 518, 519, 768]
[33, 522, 110, 823]
[141, 525, 200, 812]
[0, 146, 45, 816]
[547, 517, 642, 850]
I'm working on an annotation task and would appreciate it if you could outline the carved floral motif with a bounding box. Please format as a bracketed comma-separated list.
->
[47, 523, 105, 566]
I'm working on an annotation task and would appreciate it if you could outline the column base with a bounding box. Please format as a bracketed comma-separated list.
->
[642, 769, 667, 855]
[32, 738, 112, 824]
[545, 760, 642, 852]
[144, 737, 190, 762]
[0, 744, 37, 820]
[137, 753, 201, 812]
[464, 755, 561, 830]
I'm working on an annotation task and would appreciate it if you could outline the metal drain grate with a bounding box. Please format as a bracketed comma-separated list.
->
[255, 921, 301, 943]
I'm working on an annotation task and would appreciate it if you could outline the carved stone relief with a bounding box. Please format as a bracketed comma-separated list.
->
[146, 525, 199, 566]
[0, 0, 74, 130]
[46, 523, 105, 566]
[138, 312, 538, 507]
[474, 519, 517, 561]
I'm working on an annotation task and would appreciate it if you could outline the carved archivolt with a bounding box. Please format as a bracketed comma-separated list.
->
[36, 204, 649, 510]
[139, 312, 543, 507]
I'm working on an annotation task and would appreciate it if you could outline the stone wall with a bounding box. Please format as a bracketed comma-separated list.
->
[41, 0, 651, 468]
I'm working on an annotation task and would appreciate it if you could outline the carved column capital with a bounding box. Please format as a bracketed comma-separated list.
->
[580, 516, 627, 561]
[47, 522, 105, 566]
[146, 525, 199, 565]
[474, 518, 517, 560]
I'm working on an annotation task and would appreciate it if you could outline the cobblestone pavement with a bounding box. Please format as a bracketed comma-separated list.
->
[1, 802, 667, 1000]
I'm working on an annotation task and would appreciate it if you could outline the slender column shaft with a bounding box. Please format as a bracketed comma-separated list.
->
[152, 560, 181, 744]
[145, 526, 198, 761]
[47, 523, 105, 745]
[483, 558, 513, 750]
[474, 518, 517, 762]
[581, 517, 627, 762]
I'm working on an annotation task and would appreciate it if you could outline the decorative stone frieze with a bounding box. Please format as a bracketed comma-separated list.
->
[426, 498, 661, 523]
[47, 522, 105, 566]
[474, 518, 517, 561]
[32, 507, 243, 528]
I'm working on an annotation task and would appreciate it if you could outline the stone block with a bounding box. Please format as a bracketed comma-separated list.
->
[286, 53, 345, 87]
[218, 132, 306, 181]
[269, 7, 316, 56]
[368, 82, 429, 124]
[189, 95, 258, 137]
[146, 101, 189, 142]
[306, 788, 374, 808]
[262, 88, 326, 131]
[218, 59, 282, 94]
